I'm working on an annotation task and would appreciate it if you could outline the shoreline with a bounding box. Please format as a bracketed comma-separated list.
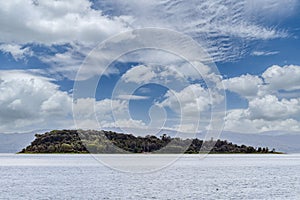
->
[17, 152, 285, 155]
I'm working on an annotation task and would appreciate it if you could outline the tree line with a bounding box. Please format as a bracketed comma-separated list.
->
[19, 129, 278, 154]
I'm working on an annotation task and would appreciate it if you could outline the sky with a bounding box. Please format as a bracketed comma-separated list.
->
[0, 0, 300, 134]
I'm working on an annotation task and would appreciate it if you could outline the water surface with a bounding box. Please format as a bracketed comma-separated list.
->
[0, 154, 299, 199]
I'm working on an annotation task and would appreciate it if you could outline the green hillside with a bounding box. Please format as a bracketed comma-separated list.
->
[19, 130, 279, 154]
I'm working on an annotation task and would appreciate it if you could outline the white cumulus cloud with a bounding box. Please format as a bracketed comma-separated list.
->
[262, 65, 300, 92]
[159, 84, 224, 116]
[0, 0, 131, 45]
[248, 95, 300, 121]
[225, 109, 300, 133]
[73, 97, 147, 130]
[223, 65, 300, 133]
[0, 70, 72, 132]
[222, 74, 263, 99]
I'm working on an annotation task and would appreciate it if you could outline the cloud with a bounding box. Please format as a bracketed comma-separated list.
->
[251, 51, 279, 56]
[116, 63, 225, 132]
[0, 0, 292, 83]
[2, 64, 300, 133]
[117, 94, 149, 100]
[136, 87, 152, 94]
[0, 0, 132, 80]
[0, 44, 32, 61]
[1, 0, 299, 134]
[122, 65, 156, 84]
[222, 74, 263, 99]
[73, 98, 125, 129]
[262, 65, 300, 92]
[153, 83, 225, 133]
[121, 63, 220, 87]
[225, 109, 300, 133]
[0, 0, 131, 45]
[0, 70, 72, 132]
[73, 98, 146, 130]
[98, 0, 288, 41]
[120, 64, 183, 89]
[94, 0, 289, 62]
[222, 65, 300, 98]
[223, 65, 300, 132]
[248, 95, 300, 121]
[0, 64, 223, 132]
[0, 0, 291, 74]
[244, 0, 299, 21]
[0, 68, 149, 132]
[159, 84, 224, 116]
[38, 44, 91, 80]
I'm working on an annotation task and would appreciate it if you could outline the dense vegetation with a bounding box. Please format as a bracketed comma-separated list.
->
[19, 130, 278, 154]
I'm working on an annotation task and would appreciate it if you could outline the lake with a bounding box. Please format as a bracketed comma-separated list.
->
[0, 154, 299, 199]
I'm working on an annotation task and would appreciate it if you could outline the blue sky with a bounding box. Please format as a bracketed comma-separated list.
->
[0, 0, 300, 134]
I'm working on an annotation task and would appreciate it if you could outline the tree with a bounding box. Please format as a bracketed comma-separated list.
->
[257, 147, 262, 153]
[61, 143, 73, 152]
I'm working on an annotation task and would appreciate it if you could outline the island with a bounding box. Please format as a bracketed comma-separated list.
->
[19, 129, 280, 154]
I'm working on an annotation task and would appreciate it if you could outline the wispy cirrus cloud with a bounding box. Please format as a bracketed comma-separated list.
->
[251, 50, 279, 56]
[0, 44, 33, 61]
[0, 0, 296, 81]
[95, 0, 292, 62]
[117, 94, 149, 100]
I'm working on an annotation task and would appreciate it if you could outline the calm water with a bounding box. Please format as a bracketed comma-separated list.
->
[0, 154, 299, 199]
